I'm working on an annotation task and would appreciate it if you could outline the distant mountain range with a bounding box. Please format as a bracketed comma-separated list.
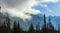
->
[1, 12, 60, 30]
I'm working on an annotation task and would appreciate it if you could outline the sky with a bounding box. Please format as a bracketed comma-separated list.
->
[0, 0, 60, 30]
[0, 0, 60, 20]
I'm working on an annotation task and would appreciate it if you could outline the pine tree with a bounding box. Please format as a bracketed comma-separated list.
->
[0, 6, 1, 28]
[13, 21, 17, 33]
[48, 17, 54, 30]
[48, 17, 55, 33]
[41, 14, 46, 33]
[0, 6, 1, 26]
[44, 14, 46, 33]
[5, 16, 10, 33]
[28, 23, 35, 33]
[13, 21, 23, 33]
[17, 22, 20, 33]
[1, 21, 7, 33]
[17, 22, 23, 33]
[36, 22, 40, 33]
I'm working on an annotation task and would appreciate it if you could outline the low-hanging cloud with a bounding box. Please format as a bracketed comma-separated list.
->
[0, 0, 41, 21]
[0, 0, 59, 21]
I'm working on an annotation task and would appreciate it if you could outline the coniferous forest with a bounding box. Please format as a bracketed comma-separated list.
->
[0, 7, 60, 33]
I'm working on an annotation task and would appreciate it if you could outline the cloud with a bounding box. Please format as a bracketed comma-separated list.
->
[38, 0, 59, 8]
[39, 0, 59, 3]
[0, 0, 59, 21]
[26, 8, 41, 15]
[0, 0, 41, 21]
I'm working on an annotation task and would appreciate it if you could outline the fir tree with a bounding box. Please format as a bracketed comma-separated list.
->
[28, 23, 35, 33]
[13, 21, 17, 33]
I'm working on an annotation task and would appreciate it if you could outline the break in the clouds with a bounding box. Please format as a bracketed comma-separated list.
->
[39, 0, 59, 13]
[0, 0, 59, 21]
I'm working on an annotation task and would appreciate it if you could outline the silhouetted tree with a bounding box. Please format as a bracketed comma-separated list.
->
[41, 14, 46, 33]
[47, 17, 55, 33]
[13, 21, 23, 33]
[0, 6, 1, 26]
[28, 23, 35, 33]
[1, 21, 7, 33]
[36, 22, 40, 33]
[0, 6, 1, 33]
[58, 24, 60, 33]
[5, 16, 11, 33]
[17, 22, 23, 33]
[48, 17, 54, 30]
[13, 21, 17, 33]
[17, 22, 20, 33]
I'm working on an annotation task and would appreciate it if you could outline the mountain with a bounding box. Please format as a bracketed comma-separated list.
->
[1, 13, 44, 30]
[10, 14, 44, 31]
[46, 16, 60, 30]
[1, 12, 60, 30]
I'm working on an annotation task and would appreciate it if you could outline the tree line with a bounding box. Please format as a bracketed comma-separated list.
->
[0, 14, 60, 33]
